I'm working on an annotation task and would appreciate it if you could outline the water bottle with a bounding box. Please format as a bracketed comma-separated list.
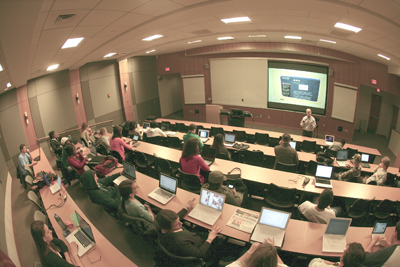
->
[54, 213, 67, 231]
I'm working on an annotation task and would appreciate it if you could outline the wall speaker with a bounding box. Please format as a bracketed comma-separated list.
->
[204, 64, 209, 69]
[329, 69, 333, 76]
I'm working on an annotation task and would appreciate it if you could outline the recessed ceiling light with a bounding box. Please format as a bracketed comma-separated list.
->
[217, 36, 234, 40]
[249, 35, 267, 38]
[146, 50, 156, 54]
[6, 83, 11, 87]
[319, 39, 336, 44]
[221, 17, 251, 24]
[104, 53, 116, 58]
[188, 40, 202, 44]
[334, 22, 361, 33]
[0, 64, 3, 71]
[142, 34, 163, 41]
[285, 36, 302, 40]
[378, 54, 390, 60]
[47, 64, 59, 71]
[61, 37, 84, 49]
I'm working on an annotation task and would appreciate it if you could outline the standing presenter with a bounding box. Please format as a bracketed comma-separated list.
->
[300, 108, 316, 137]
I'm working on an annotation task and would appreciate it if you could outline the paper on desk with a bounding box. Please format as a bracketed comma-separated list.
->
[226, 209, 259, 234]
[70, 213, 79, 227]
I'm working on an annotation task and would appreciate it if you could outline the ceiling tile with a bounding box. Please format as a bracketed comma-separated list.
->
[230, 24, 260, 31]
[95, 0, 150, 12]
[251, 15, 280, 24]
[305, 26, 331, 35]
[70, 26, 105, 38]
[112, 12, 153, 27]
[34, 12, 48, 32]
[132, 0, 184, 17]
[170, 0, 210, 6]
[178, 24, 206, 33]
[279, 15, 308, 25]
[79, 10, 126, 26]
[359, 0, 400, 19]
[96, 25, 132, 38]
[337, 0, 363, 4]
[39, 27, 75, 44]
[306, 18, 336, 28]
[255, 24, 281, 30]
[277, 9, 309, 17]
[280, 24, 306, 32]
[51, 0, 102, 11]
[243, 9, 278, 16]
[40, 0, 54, 12]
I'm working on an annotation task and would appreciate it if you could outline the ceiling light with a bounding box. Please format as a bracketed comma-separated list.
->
[319, 39, 336, 44]
[188, 40, 202, 44]
[0, 64, 3, 71]
[104, 53, 116, 58]
[6, 83, 11, 87]
[378, 54, 390, 60]
[221, 17, 251, 24]
[142, 34, 163, 41]
[217, 36, 234, 40]
[285, 36, 302, 40]
[334, 22, 361, 33]
[146, 50, 156, 54]
[62, 37, 84, 49]
[249, 35, 267, 38]
[47, 64, 59, 71]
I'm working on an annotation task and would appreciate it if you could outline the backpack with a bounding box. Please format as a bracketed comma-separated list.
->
[316, 151, 334, 165]
[94, 156, 118, 176]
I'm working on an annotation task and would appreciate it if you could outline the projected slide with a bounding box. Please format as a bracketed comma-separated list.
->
[281, 76, 320, 102]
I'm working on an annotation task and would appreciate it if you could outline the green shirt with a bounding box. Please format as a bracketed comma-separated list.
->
[61, 147, 69, 168]
[183, 132, 203, 152]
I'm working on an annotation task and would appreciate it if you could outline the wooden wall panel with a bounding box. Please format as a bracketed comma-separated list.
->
[69, 69, 87, 129]
[118, 59, 134, 121]
[16, 85, 38, 150]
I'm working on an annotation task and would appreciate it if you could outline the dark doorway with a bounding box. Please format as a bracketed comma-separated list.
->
[367, 94, 382, 134]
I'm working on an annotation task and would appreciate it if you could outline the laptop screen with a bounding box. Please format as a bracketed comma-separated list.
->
[361, 153, 369, 162]
[315, 165, 333, 179]
[75, 211, 95, 241]
[160, 174, 177, 194]
[259, 207, 291, 229]
[325, 218, 351, 235]
[200, 189, 226, 211]
[224, 133, 236, 143]
[132, 135, 140, 141]
[198, 130, 209, 138]
[122, 161, 136, 179]
[143, 122, 150, 129]
[336, 150, 348, 160]
[372, 222, 387, 234]
[325, 135, 334, 142]
[57, 175, 62, 187]
[289, 141, 296, 149]
[43, 174, 50, 186]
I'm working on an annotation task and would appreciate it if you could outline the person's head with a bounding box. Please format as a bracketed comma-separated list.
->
[123, 121, 131, 130]
[60, 137, 71, 146]
[306, 108, 312, 117]
[119, 180, 139, 211]
[381, 156, 390, 169]
[182, 138, 200, 159]
[150, 121, 158, 129]
[155, 209, 182, 233]
[188, 123, 197, 133]
[341, 242, 365, 267]
[112, 126, 123, 139]
[99, 127, 107, 136]
[81, 122, 88, 131]
[245, 242, 278, 267]
[48, 131, 55, 139]
[352, 154, 361, 167]
[317, 188, 334, 209]
[19, 144, 27, 153]
[281, 133, 291, 143]
[129, 121, 137, 131]
[208, 171, 227, 190]
[341, 139, 346, 146]
[65, 144, 76, 157]
[212, 134, 224, 150]
[31, 221, 60, 264]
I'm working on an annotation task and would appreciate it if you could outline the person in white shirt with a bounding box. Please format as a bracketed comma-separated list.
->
[308, 242, 365, 267]
[146, 121, 167, 138]
[365, 156, 390, 186]
[300, 108, 317, 137]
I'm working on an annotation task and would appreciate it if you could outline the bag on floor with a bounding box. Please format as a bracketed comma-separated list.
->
[316, 151, 334, 165]
[94, 156, 118, 176]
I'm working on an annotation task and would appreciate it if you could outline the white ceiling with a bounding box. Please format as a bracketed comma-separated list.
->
[0, 0, 400, 94]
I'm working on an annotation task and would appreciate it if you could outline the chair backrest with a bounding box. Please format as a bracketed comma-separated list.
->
[268, 137, 280, 147]
[109, 150, 123, 164]
[325, 148, 337, 158]
[80, 137, 89, 147]
[348, 199, 371, 217]
[118, 209, 157, 236]
[264, 155, 276, 169]
[27, 190, 45, 213]
[156, 158, 173, 176]
[33, 262, 43, 267]
[159, 137, 169, 147]
[255, 132, 269, 145]
[233, 130, 247, 142]
[241, 150, 264, 167]
[216, 153, 230, 160]
[306, 161, 318, 176]
[147, 136, 161, 145]
[134, 151, 149, 168]
[275, 162, 297, 173]
[155, 238, 205, 267]
[25, 175, 34, 187]
[175, 123, 187, 133]
[374, 199, 395, 219]
[265, 183, 297, 209]
[34, 210, 49, 225]
[302, 140, 316, 153]
[210, 126, 224, 137]
[168, 136, 182, 149]
[178, 168, 202, 194]
[96, 144, 108, 155]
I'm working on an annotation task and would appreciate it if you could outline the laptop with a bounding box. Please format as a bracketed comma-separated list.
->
[113, 161, 136, 186]
[66, 211, 96, 257]
[131, 134, 140, 143]
[50, 175, 62, 194]
[372, 221, 387, 245]
[314, 164, 333, 188]
[325, 135, 334, 146]
[336, 150, 349, 167]
[250, 207, 291, 248]
[143, 122, 150, 129]
[322, 218, 352, 253]
[188, 188, 226, 226]
[198, 129, 210, 143]
[224, 133, 236, 147]
[148, 174, 178, 204]
[201, 146, 216, 166]
[34, 147, 41, 162]
[361, 153, 370, 168]
[289, 141, 296, 150]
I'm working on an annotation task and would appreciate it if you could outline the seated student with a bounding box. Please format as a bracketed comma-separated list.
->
[328, 139, 346, 152]
[298, 188, 342, 224]
[97, 127, 111, 153]
[109, 126, 133, 161]
[80, 122, 94, 146]
[179, 138, 210, 184]
[65, 144, 88, 175]
[226, 239, 288, 267]
[183, 124, 204, 152]
[80, 170, 122, 213]
[309, 242, 365, 267]
[365, 156, 390, 186]
[122, 120, 131, 137]
[31, 220, 83, 267]
[49, 131, 62, 157]
[201, 171, 242, 207]
[128, 121, 143, 139]
[274, 133, 298, 169]
[146, 121, 167, 138]
[60, 137, 71, 168]
[211, 134, 230, 159]
[18, 144, 38, 188]
[363, 221, 400, 267]
[337, 154, 362, 182]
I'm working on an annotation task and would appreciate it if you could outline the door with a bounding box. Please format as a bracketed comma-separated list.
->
[389, 105, 399, 139]
[367, 94, 382, 134]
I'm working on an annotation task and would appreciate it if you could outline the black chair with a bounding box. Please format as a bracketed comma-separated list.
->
[264, 183, 297, 210]
[268, 137, 280, 147]
[80, 137, 89, 148]
[161, 121, 172, 130]
[255, 133, 269, 145]
[216, 153, 230, 160]
[345, 198, 372, 220]
[305, 161, 318, 176]
[240, 150, 265, 167]
[386, 173, 396, 187]
[134, 151, 154, 175]
[301, 140, 316, 153]
[155, 157, 176, 177]
[109, 150, 123, 164]
[175, 123, 187, 133]
[155, 238, 205, 267]
[168, 136, 182, 150]
[325, 148, 337, 158]
[96, 144, 108, 155]
[346, 148, 358, 159]
[210, 126, 224, 137]
[275, 162, 297, 173]
[118, 209, 157, 239]
[178, 168, 202, 194]
[264, 155, 276, 169]
[233, 130, 247, 142]
[146, 136, 161, 145]
[374, 199, 395, 220]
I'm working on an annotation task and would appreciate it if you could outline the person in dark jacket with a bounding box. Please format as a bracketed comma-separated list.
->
[49, 131, 62, 157]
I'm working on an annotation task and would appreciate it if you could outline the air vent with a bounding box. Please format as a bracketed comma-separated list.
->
[328, 28, 353, 38]
[55, 14, 76, 24]
[191, 29, 213, 35]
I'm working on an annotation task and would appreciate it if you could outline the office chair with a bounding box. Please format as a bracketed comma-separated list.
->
[268, 137, 280, 147]
[325, 148, 337, 158]
[27, 190, 45, 213]
[34, 210, 50, 227]
[255, 132, 269, 145]
[155, 238, 205, 267]
[159, 137, 169, 147]
[301, 140, 316, 153]
[178, 168, 202, 194]
[25, 175, 34, 189]
[275, 162, 297, 173]
[233, 130, 247, 142]
[118, 209, 157, 240]
[216, 153, 230, 160]
[96, 144, 108, 155]
[345, 198, 372, 221]
[240, 150, 265, 167]
[374, 199, 395, 220]
[109, 150, 123, 164]
[134, 151, 154, 175]
[168, 136, 182, 150]
[175, 123, 187, 133]
[210, 126, 224, 137]
[264, 183, 297, 210]
[146, 136, 161, 145]
[264, 155, 276, 169]
[305, 161, 318, 176]
[80, 137, 89, 148]
[161, 121, 172, 130]
[155, 157, 176, 177]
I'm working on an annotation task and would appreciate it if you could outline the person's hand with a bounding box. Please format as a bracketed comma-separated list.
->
[144, 204, 151, 210]
[207, 226, 221, 241]
[378, 236, 391, 247]
[309, 121, 313, 125]
[247, 242, 261, 254]
[186, 198, 195, 210]
[265, 237, 275, 246]
[33, 161, 38, 166]
[345, 163, 351, 169]
[232, 187, 237, 194]
[69, 242, 79, 255]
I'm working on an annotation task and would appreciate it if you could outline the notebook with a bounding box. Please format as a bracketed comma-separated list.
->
[314, 165, 333, 188]
[143, 122, 150, 129]
[66, 211, 96, 257]
[50, 175, 62, 194]
[188, 188, 226, 226]
[336, 150, 349, 167]
[250, 207, 291, 248]
[201, 146, 216, 166]
[325, 135, 334, 146]
[224, 133, 236, 147]
[372, 221, 387, 245]
[198, 129, 210, 143]
[148, 174, 178, 204]
[113, 161, 136, 186]
[361, 153, 370, 168]
[322, 218, 352, 253]
[289, 141, 296, 150]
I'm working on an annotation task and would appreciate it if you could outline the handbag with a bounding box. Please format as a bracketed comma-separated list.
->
[224, 167, 246, 192]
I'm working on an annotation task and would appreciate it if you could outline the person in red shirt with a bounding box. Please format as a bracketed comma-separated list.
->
[179, 138, 210, 184]
[110, 126, 133, 161]
[65, 144, 87, 175]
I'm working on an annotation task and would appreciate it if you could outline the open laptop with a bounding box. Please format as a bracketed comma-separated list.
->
[188, 188, 226, 226]
[250, 207, 291, 248]
[143, 122, 150, 129]
[201, 146, 216, 166]
[50, 175, 62, 194]
[224, 133, 236, 147]
[113, 161, 136, 186]
[372, 221, 387, 245]
[198, 129, 210, 143]
[325, 135, 334, 146]
[148, 174, 178, 204]
[322, 218, 352, 253]
[289, 141, 296, 150]
[361, 153, 371, 168]
[336, 150, 349, 167]
[314, 164, 334, 188]
[66, 211, 96, 257]
[131, 134, 140, 143]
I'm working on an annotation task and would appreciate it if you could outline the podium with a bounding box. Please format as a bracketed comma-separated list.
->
[219, 108, 252, 127]
[206, 104, 223, 124]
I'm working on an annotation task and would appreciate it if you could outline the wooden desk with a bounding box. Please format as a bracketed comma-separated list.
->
[32, 148, 136, 267]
